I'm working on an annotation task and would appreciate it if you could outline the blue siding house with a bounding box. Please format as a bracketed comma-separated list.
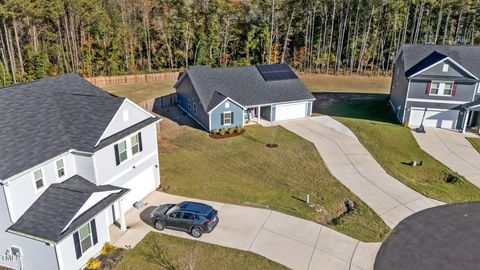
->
[174, 64, 315, 131]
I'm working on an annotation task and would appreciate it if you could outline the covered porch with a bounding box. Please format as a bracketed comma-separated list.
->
[244, 105, 273, 125]
[462, 101, 480, 133]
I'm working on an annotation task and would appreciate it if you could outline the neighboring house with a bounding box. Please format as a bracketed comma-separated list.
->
[390, 44, 480, 132]
[174, 64, 315, 131]
[0, 74, 161, 270]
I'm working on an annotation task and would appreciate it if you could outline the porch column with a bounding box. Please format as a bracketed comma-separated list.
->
[258, 106, 261, 124]
[462, 110, 471, 133]
[118, 200, 127, 231]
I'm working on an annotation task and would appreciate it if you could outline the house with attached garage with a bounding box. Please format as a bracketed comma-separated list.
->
[0, 74, 160, 270]
[390, 44, 480, 132]
[174, 64, 315, 131]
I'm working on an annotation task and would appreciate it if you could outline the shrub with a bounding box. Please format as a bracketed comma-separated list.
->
[220, 128, 227, 136]
[85, 258, 101, 270]
[236, 126, 243, 133]
[212, 128, 219, 134]
[228, 128, 235, 134]
[100, 242, 116, 255]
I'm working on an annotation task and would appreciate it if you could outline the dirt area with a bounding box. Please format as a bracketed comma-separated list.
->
[313, 92, 385, 111]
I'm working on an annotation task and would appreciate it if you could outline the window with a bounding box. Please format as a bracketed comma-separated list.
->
[222, 112, 232, 126]
[188, 100, 192, 110]
[33, 169, 44, 190]
[131, 134, 140, 155]
[193, 103, 197, 115]
[56, 159, 65, 179]
[442, 64, 449, 72]
[118, 141, 128, 163]
[429, 81, 454, 96]
[79, 223, 93, 253]
[183, 212, 195, 220]
[122, 109, 129, 122]
[225, 101, 230, 108]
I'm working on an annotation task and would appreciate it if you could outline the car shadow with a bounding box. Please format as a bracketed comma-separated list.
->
[312, 92, 398, 124]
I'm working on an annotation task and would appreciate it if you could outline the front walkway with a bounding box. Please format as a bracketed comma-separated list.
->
[111, 192, 380, 270]
[280, 116, 442, 228]
[412, 128, 480, 187]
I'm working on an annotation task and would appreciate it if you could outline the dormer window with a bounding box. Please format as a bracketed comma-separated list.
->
[33, 169, 44, 190]
[56, 159, 65, 179]
[442, 64, 449, 72]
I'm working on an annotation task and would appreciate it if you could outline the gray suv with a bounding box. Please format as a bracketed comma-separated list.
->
[150, 201, 219, 238]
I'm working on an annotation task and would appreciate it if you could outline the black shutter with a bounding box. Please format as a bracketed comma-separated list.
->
[114, 144, 120, 165]
[221, 113, 224, 125]
[90, 219, 98, 245]
[231, 112, 234, 124]
[138, 132, 143, 152]
[73, 232, 82, 259]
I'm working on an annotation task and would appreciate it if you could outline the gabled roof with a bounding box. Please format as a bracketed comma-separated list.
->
[0, 73, 156, 180]
[8, 175, 128, 243]
[401, 44, 480, 79]
[177, 64, 315, 112]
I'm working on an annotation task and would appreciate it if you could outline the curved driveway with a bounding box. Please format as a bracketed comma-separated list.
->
[280, 116, 443, 228]
[112, 192, 380, 270]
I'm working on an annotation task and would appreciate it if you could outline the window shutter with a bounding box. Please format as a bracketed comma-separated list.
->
[452, 83, 457, 96]
[90, 219, 98, 245]
[425, 81, 431, 95]
[138, 132, 143, 152]
[231, 112, 234, 123]
[221, 113, 224, 125]
[114, 144, 120, 166]
[73, 232, 82, 259]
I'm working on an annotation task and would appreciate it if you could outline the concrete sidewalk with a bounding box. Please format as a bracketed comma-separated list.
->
[111, 192, 380, 270]
[281, 116, 442, 228]
[412, 128, 480, 187]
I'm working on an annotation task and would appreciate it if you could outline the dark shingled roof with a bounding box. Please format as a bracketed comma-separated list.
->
[0, 74, 125, 180]
[401, 44, 480, 78]
[178, 64, 315, 112]
[8, 175, 128, 243]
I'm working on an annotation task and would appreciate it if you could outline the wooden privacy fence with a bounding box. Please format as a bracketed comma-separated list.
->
[138, 93, 177, 113]
[85, 72, 180, 87]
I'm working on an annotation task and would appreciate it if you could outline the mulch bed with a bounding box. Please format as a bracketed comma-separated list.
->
[209, 129, 245, 139]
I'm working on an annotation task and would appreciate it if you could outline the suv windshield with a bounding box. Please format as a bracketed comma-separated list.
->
[166, 205, 179, 215]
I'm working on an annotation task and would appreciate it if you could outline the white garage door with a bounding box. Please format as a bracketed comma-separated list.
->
[275, 102, 307, 121]
[121, 166, 156, 212]
[409, 107, 459, 129]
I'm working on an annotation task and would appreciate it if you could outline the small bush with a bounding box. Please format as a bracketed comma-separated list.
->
[85, 258, 101, 270]
[220, 128, 227, 136]
[212, 128, 219, 134]
[228, 128, 235, 134]
[101, 242, 117, 255]
[444, 171, 461, 184]
[236, 126, 243, 133]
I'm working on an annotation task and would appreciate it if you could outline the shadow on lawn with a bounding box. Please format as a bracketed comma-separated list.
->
[155, 106, 205, 132]
[312, 92, 399, 124]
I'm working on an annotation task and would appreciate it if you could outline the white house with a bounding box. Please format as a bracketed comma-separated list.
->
[0, 74, 160, 270]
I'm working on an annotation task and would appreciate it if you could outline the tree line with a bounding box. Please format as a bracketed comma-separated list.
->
[0, 0, 479, 85]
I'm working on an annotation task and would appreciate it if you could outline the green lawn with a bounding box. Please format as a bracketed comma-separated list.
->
[159, 113, 389, 242]
[299, 74, 391, 93]
[466, 137, 480, 153]
[102, 80, 176, 103]
[315, 93, 480, 203]
[115, 232, 288, 270]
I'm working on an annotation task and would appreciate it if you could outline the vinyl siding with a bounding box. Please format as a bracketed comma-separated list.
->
[175, 74, 209, 129]
[408, 80, 476, 102]
[415, 59, 475, 78]
[210, 99, 244, 131]
[74, 154, 95, 183]
[404, 101, 465, 130]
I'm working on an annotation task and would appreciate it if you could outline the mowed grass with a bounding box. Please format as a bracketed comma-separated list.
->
[299, 73, 391, 93]
[466, 137, 480, 153]
[115, 232, 288, 270]
[102, 80, 176, 103]
[315, 93, 480, 203]
[159, 116, 389, 242]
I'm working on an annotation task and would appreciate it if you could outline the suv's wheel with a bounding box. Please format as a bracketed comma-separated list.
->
[191, 226, 203, 238]
[154, 220, 165, 231]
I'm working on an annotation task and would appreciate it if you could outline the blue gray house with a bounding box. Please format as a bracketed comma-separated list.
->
[390, 45, 480, 132]
[174, 64, 315, 131]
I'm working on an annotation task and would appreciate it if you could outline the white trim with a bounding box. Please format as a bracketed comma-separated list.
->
[246, 99, 315, 108]
[222, 111, 233, 126]
[208, 113, 212, 131]
[406, 98, 467, 104]
[467, 104, 480, 109]
[402, 80, 411, 123]
[207, 97, 246, 114]
[55, 244, 65, 270]
[428, 81, 454, 97]
[177, 103, 209, 130]
[408, 57, 479, 80]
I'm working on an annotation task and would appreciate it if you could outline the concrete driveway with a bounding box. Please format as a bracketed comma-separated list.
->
[111, 191, 380, 270]
[412, 128, 480, 187]
[280, 116, 442, 228]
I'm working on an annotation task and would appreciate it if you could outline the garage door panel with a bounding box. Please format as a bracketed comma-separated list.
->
[275, 102, 307, 121]
[121, 166, 156, 212]
[409, 108, 458, 129]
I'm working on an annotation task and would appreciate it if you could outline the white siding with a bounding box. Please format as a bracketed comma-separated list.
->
[4, 153, 77, 222]
[99, 100, 152, 142]
[74, 154, 96, 183]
